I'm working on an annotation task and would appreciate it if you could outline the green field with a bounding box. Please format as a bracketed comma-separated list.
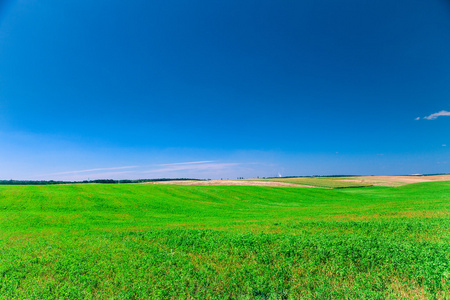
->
[0, 182, 449, 299]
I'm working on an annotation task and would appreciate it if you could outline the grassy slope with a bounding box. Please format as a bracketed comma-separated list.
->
[0, 182, 449, 299]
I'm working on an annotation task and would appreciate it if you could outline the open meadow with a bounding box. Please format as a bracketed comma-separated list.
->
[0, 180, 449, 299]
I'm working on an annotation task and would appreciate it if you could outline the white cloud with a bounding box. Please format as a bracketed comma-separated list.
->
[143, 162, 239, 174]
[415, 117, 420, 120]
[423, 110, 450, 120]
[159, 160, 214, 166]
[53, 171, 134, 182]
[47, 166, 138, 176]
[443, 144, 447, 147]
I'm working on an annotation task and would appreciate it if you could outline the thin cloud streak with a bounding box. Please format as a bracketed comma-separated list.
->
[423, 110, 450, 120]
[47, 166, 138, 176]
[47, 171, 135, 182]
[143, 163, 239, 173]
[159, 160, 214, 166]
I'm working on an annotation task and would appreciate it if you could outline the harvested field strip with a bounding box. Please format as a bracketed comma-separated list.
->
[343, 175, 450, 187]
[252, 177, 373, 188]
[146, 180, 314, 187]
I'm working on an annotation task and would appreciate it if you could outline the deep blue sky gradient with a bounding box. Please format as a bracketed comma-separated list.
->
[0, 0, 449, 180]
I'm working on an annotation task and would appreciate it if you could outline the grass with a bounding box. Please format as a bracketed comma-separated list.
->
[0, 182, 449, 299]
[249, 177, 373, 188]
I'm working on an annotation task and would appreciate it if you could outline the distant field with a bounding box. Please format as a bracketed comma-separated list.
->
[149, 175, 450, 189]
[242, 175, 450, 189]
[148, 177, 370, 188]
[0, 182, 449, 299]
[249, 177, 372, 188]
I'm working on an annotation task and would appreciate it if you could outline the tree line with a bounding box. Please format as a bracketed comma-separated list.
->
[0, 179, 201, 185]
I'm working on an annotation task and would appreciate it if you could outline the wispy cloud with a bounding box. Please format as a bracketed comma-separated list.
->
[41, 171, 135, 182]
[417, 110, 450, 120]
[47, 166, 138, 176]
[78, 171, 134, 178]
[143, 161, 239, 173]
[159, 160, 214, 166]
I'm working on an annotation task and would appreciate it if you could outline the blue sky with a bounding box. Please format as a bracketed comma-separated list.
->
[0, 0, 449, 180]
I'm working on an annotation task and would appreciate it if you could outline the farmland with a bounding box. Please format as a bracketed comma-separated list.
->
[0, 181, 449, 299]
[245, 177, 372, 188]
